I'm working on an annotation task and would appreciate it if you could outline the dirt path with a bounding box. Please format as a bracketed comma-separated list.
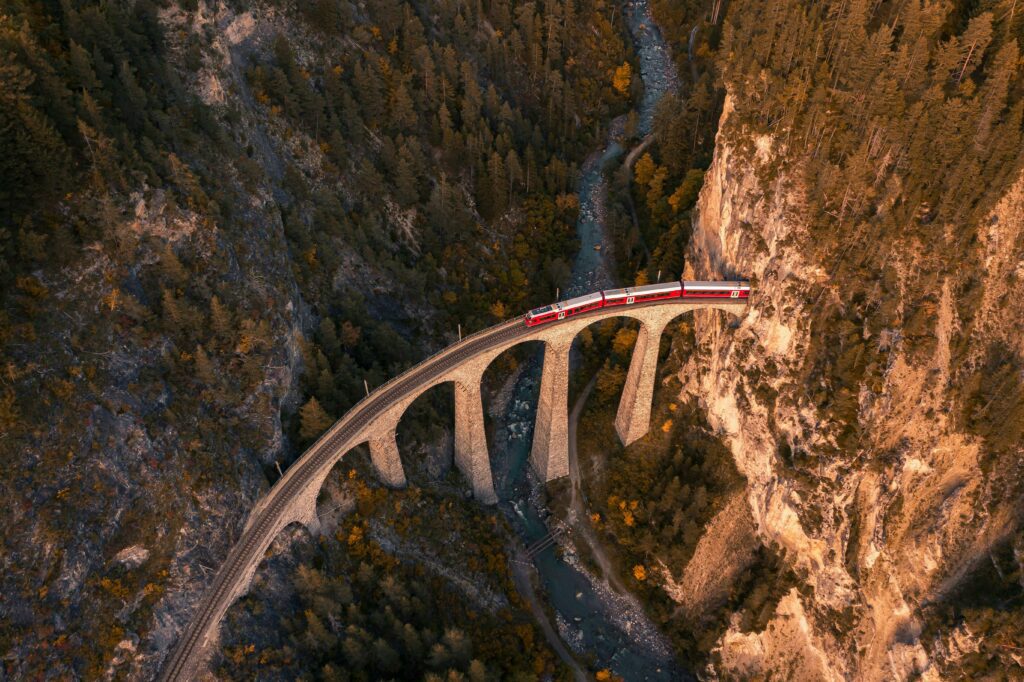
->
[568, 376, 629, 595]
[509, 549, 588, 682]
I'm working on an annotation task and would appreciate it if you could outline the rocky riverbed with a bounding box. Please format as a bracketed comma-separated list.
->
[487, 0, 695, 678]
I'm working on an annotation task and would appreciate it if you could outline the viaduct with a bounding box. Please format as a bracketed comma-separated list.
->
[159, 296, 746, 681]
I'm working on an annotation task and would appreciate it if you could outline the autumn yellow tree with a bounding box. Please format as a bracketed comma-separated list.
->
[489, 300, 507, 319]
[668, 169, 706, 212]
[339, 320, 361, 348]
[194, 344, 216, 385]
[0, 389, 19, 433]
[633, 152, 655, 187]
[612, 62, 632, 95]
[595, 361, 625, 402]
[646, 165, 668, 211]
[611, 327, 637, 357]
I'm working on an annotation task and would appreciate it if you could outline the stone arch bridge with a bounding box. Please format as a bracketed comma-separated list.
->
[159, 296, 746, 681]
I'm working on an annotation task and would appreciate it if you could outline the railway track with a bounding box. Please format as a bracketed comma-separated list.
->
[159, 298, 744, 681]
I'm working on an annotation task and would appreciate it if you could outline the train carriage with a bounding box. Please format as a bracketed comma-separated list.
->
[525, 292, 604, 326]
[603, 281, 682, 306]
[682, 280, 750, 299]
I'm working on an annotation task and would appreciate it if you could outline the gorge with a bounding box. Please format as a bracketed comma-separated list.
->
[0, 0, 1022, 679]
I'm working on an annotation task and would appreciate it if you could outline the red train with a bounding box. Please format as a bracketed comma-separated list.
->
[524, 280, 750, 327]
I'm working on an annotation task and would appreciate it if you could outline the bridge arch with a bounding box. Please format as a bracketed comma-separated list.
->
[354, 303, 741, 500]
[522, 303, 741, 483]
[364, 372, 501, 504]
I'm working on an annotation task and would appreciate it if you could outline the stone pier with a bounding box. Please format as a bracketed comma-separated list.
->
[614, 311, 675, 446]
[453, 379, 498, 504]
[368, 422, 407, 488]
[530, 336, 573, 482]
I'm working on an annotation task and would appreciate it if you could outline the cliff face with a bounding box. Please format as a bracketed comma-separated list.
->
[677, 93, 1024, 680]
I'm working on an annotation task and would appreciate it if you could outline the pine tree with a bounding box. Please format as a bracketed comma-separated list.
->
[316, 368, 335, 408]
[209, 295, 234, 343]
[0, 58, 71, 216]
[67, 40, 102, 92]
[417, 46, 438, 109]
[459, 62, 482, 126]
[372, 638, 401, 674]
[117, 60, 148, 131]
[353, 60, 385, 125]
[339, 320, 361, 348]
[159, 245, 188, 286]
[488, 151, 507, 216]
[300, 397, 334, 441]
[426, 642, 450, 669]
[305, 610, 337, 651]
[402, 12, 427, 62]
[401, 623, 423, 659]
[505, 149, 522, 201]
[468, 660, 487, 682]
[442, 628, 471, 666]
[161, 288, 184, 329]
[318, 318, 340, 358]
[0, 389, 21, 434]
[168, 153, 208, 210]
[194, 344, 216, 385]
[342, 636, 367, 667]
[389, 81, 416, 133]
[394, 155, 418, 207]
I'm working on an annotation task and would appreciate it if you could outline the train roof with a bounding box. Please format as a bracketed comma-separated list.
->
[684, 280, 750, 290]
[632, 282, 683, 295]
[604, 282, 681, 297]
[558, 292, 604, 309]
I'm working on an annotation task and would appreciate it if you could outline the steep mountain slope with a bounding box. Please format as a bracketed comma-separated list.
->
[672, 1, 1024, 676]
[0, 0, 633, 677]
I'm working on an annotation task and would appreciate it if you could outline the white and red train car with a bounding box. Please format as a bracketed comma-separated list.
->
[524, 280, 749, 327]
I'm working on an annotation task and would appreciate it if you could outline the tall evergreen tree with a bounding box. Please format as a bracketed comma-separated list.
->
[299, 397, 334, 441]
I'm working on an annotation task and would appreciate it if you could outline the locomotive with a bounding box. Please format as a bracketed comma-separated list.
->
[524, 280, 750, 327]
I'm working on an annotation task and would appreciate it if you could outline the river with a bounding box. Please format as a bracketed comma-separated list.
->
[567, 0, 681, 298]
[489, 1, 692, 679]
